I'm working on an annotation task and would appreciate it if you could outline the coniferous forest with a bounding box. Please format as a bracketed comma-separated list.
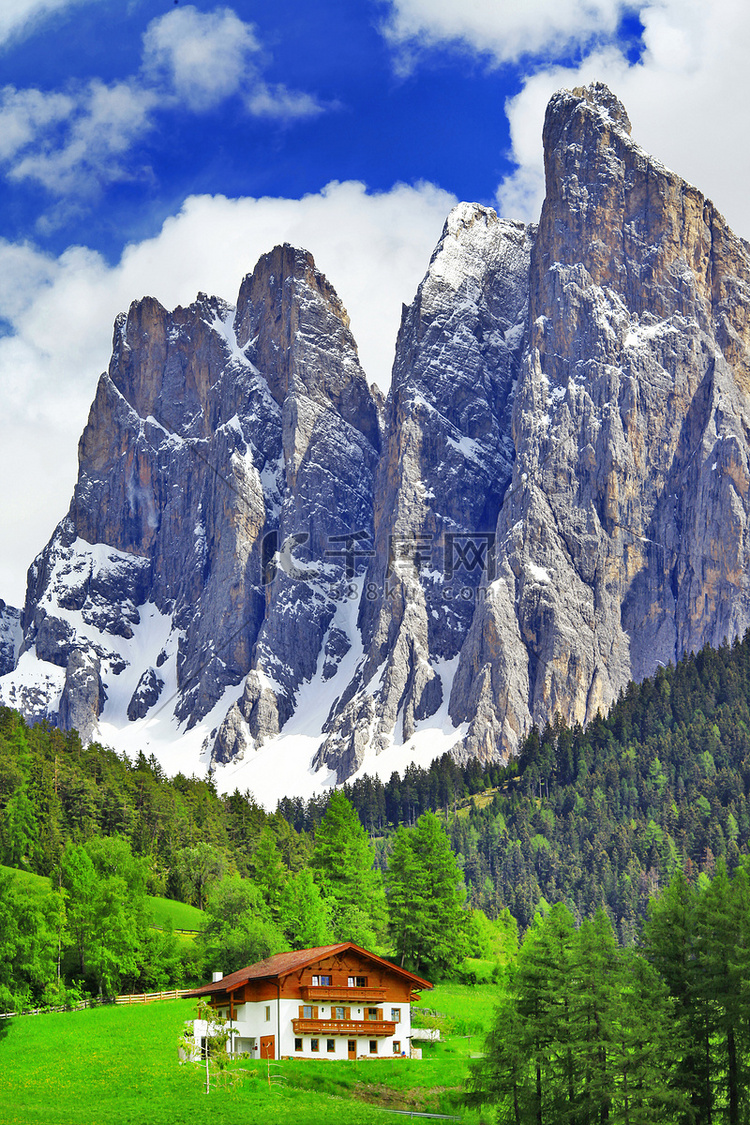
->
[5, 635, 750, 1122]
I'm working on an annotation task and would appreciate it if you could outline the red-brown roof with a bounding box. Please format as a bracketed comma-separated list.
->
[185, 942, 432, 996]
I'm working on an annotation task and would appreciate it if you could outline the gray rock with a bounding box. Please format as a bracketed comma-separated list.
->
[7, 83, 750, 794]
[0, 601, 21, 677]
[127, 667, 164, 721]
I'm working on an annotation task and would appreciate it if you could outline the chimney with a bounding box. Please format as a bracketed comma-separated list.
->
[212, 972, 223, 983]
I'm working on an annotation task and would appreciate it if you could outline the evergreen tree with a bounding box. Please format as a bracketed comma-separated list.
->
[200, 875, 284, 974]
[278, 869, 334, 949]
[571, 910, 620, 1125]
[642, 868, 710, 1123]
[466, 982, 532, 1124]
[385, 811, 468, 978]
[311, 791, 385, 940]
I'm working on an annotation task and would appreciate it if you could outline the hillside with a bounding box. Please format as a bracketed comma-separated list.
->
[0, 991, 487, 1125]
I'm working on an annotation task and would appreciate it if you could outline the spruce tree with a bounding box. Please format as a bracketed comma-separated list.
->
[311, 790, 386, 941]
[385, 811, 468, 978]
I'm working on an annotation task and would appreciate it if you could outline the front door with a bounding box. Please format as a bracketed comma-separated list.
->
[260, 1035, 275, 1060]
[348, 1039, 356, 1060]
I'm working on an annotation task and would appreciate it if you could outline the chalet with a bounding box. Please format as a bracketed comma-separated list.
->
[186, 942, 432, 1060]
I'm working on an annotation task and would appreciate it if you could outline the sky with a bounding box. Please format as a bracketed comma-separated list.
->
[1, 0, 749, 607]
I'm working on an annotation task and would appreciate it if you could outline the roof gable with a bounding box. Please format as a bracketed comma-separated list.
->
[188, 943, 432, 996]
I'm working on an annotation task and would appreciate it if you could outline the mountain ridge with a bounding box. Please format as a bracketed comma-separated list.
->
[3, 82, 750, 805]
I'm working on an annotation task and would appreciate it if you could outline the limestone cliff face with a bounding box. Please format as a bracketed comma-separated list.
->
[0, 601, 20, 678]
[1, 247, 380, 754]
[212, 245, 381, 762]
[450, 82, 750, 760]
[314, 204, 533, 777]
[5, 83, 750, 799]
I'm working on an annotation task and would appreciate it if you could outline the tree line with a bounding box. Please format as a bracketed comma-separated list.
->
[0, 699, 477, 1010]
[286, 631, 750, 937]
[467, 858, 750, 1125]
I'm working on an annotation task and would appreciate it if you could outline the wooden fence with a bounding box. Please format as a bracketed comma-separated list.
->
[1, 988, 193, 1020]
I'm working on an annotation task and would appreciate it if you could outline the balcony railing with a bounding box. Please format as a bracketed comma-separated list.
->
[299, 986, 387, 1002]
[292, 1017, 396, 1037]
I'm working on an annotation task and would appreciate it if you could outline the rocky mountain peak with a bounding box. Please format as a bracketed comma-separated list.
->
[5, 84, 750, 805]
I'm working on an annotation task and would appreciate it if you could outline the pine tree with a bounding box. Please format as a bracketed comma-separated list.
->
[279, 869, 334, 949]
[571, 910, 620, 1125]
[642, 867, 710, 1124]
[466, 981, 533, 1124]
[385, 811, 468, 979]
[311, 791, 385, 940]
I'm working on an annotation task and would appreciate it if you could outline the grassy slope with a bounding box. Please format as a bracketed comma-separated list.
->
[147, 897, 205, 932]
[0, 864, 50, 896]
[1, 865, 205, 935]
[0, 988, 498, 1124]
[420, 981, 502, 1036]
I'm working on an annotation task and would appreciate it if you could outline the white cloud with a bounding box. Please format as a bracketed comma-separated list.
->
[0, 6, 323, 202]
[495, 0, 750, 238]
[0, 180, 455, 606]
[0, 0, 95, 47]
[0, 86, 74, 161]
[381, 0, 631, 66]
[245, 82, 324, 120]
[142, 4, 324, 119]
[142, 5, 261, 112]
[6, 80, 159, 197]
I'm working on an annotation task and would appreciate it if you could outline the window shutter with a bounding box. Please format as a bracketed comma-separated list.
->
[314, 1006, 318, 1019]
[377, 1008, 383, 1021]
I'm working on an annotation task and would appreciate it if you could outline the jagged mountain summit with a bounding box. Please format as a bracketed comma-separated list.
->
[3, 82, 750, 805]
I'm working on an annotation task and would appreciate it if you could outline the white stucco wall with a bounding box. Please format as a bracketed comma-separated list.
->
[194, 996, 413, 1060]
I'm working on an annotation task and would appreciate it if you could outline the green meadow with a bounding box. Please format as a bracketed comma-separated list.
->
[0, 986, 495, 1125]
[1, 864, 205, 941]
[147, 897, 205, 933]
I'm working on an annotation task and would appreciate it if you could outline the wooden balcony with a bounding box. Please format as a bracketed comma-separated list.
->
[292, 1017, 396, 1038]
[299, 986, 387, 1002]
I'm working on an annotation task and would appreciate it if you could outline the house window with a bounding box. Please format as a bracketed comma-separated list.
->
[303, 1005, 313, 1019]
[265, 1005, 271, 1022]
[391, 1008, 401, 1022]
[393, 1041, 401, 1055]
[365, 1008, 378, 1021]
[348, 976, 367, 988]
[311, 1038, 319, 1052]
[334, 1006, 346, 1020]
[312, 974, 332, 986]
[327, 1039, 335, 1053]
[369, 1040, 378, 1054]
[294, 1038, 303, 1052]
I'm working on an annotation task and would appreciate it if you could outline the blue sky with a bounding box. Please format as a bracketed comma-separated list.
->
[1, 0, 749, 605]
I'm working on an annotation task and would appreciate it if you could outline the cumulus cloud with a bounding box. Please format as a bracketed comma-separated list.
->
[142, 5, 261, 112]
[142, 5, 324, 120]
[0, 180, 455, 605]
[381, 0, 631, 67]
[0, 0, 96, 47]
[4, 80, 159, 198]
[0, 5, 323, 202]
